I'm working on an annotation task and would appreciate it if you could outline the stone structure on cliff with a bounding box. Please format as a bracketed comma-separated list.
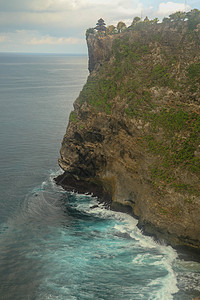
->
[95, 18, 107, 33]
[56, 19, 200, 250]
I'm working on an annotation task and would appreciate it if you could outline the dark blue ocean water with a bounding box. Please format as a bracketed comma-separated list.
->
[0, 53, 199, 300]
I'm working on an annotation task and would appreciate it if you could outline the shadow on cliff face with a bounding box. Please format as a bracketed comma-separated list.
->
[57, 22, 200, 251]
[55, 172, 200, 263]
[54, 172, 112, 208]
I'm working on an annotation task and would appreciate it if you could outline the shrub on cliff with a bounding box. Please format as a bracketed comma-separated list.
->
[186, 9, 200, 30]
[169, 11, 186, 22]
[106, 25, 117, 35]
[131, 16, 141, 26]
[86, 28, 95, 38]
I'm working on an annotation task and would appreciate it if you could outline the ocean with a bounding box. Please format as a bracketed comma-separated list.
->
[0, 53, 199, 300]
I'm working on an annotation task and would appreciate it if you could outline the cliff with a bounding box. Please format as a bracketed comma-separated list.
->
[56, 21, 200, 249]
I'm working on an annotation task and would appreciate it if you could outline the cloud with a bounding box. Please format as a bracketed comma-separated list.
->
[30, 0, 90, 12]
[157, 2, 191, 17]
[0, 34, 7, 42]
[0, 0, 94, 12]
[0, 29, 87, 52]
[1, 30, 83, 45]
[29, 36, 82, 45]
[0, 0, 198, 53]
[0, 0, 142, 37]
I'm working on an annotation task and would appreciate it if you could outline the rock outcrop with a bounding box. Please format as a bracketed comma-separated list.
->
[86, 34, 114, 73]
[56, 21, 200, 249]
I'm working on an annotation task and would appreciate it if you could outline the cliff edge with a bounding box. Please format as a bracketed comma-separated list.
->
[56, 21, 200, 249]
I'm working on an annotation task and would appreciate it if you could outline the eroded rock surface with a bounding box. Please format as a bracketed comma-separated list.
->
[57, 22, 200, 249]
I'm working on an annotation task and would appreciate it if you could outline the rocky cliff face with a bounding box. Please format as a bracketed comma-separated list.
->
[86, 34, 115, 73]
[56, 22, 200, 249]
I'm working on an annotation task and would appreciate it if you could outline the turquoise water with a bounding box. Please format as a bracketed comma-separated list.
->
[0, 53, 199, 299]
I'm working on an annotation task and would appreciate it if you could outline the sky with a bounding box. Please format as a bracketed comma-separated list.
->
[0, 0, 199, 54]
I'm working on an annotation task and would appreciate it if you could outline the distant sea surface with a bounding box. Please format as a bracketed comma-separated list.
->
[0, 53, 199, 300]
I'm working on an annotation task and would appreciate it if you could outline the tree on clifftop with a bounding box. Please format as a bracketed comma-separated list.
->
[131, 16, 141, 26]
[107, 25, 116, 35]
[117, 21, 127, 33]
[95, 18, 107, 32]
[186, 9, 200, 30]
[144, 16, 149, 22]
[169, 11, 186, 22]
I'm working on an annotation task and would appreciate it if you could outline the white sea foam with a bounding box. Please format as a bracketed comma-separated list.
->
[174, 259, 200, 294]
[3, 171, 199, 299]
[82, 198, 179, 300]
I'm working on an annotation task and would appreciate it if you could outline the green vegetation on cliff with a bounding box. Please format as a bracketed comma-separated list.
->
[86, 9, 200, 37]
[60, 11, 200, 247]
[78, 16, 200, 199]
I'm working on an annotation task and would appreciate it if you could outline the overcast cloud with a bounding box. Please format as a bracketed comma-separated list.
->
[0, 0, 199, 53]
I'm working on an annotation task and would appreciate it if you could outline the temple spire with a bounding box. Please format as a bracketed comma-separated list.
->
[95, 18, 106, 32]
